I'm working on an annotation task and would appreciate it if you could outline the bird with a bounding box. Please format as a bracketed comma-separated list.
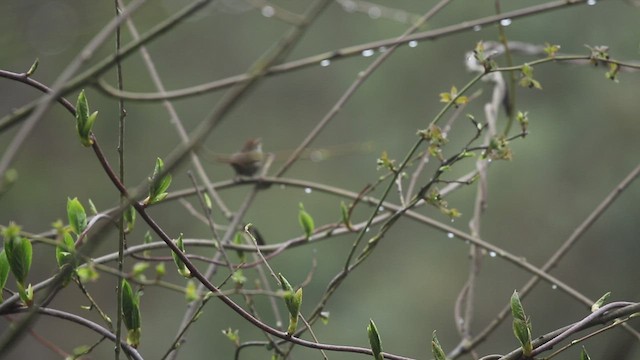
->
[217, 138, 264, 177]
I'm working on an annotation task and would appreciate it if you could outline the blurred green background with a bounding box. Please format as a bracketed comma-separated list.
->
[1, 0, 639, 359]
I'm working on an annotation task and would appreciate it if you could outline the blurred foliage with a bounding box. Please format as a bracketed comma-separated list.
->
[1, 0, 639, 359]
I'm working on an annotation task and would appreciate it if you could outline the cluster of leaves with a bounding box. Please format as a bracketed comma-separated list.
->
[483, 135, 513, 161]
[418, 124, 448, 161]
[424, 188, 461, 219]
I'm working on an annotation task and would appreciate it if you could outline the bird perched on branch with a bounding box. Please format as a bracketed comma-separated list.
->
[216, 138, 264, 177]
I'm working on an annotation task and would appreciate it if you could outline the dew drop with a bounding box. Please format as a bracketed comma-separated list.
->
[587, 0, 597, 5]
[320, 59, 331, 67]
[365, 227, 370, 232]
[450, 218, 455, 223]
[261, 6, 274, 17]
[489, 251, 497, 258]
[279, 184, 286, 190]
[368, 6, 381, 19]
[499, 18, 512, 26]
[378, 46, 388, 53]
[304, 187, 313, 194]
[408, 40, 418, 48]
[447, 232, 454, 239]
[378, 206, 385, 212]
[551, 284, 558, 290]
[342, 0, 356, 12]
[473, 25, 482, 32]
[362, 49, 375, 57]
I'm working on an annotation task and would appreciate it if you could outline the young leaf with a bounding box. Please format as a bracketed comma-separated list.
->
[67, 197, 87, 235]
[283, 288, 303, 335]
[231, 269, 247, 286]
[340, 201, 352, 229]
[56, 231, 76, 268]
[222, 328, 240, 346]
[591, 291, 611, 312]
[517, 111, 529, 135]
[155, 262, 166, 278]
[278, 273, 302, 335]
[26, 58, 39, 77]
[76, 262, 99, 282]
[510, 290, 533, 356]
[146, 158, 172, 205]
[0, 250, 9, 301]
[121, 279, 141, 347]
[233, 232, 246, 262]
[367, 319, 383, 360]
[75, 90, 97, 147]
[171, 234, 191, 278]
[278, 273, 294, 293]
[580, 346, 591, 360]
[432, 331, 447, 360]
[124, 205, 136, 233]
[87, 198, 98, 215]
[0, 168, 18, 197]
[17, 283, 34, 305]
[543, 42, 561, 58]
[132, 262, 150, 279]
[143, 231, 152, 257]
[3, 224, 32, 286]
[298, 203, 315, 239]
[185, 279, 198, 302]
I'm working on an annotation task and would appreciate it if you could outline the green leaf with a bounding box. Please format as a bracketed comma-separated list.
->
[75, 90, 96, 147]
[87, 198, 98, 215]
[171, 234, 191, 278]
[231, 269, 247, 286]
[0, 168, 18, 197]
[155, 262, 166, 278]
[146, 158, 172, 205]
[367, 319, 383, 360]
[143, 231, 152, 257]
[203, 193, 212, 210]
[56, 231, 76, 268]
[26, 58, 39, 77]
[124, 205, 136, 233]
[67, 197, 87, 235]
[580, 346, 591, 360]
[543, 42, 561, 58]
[278, 273, 294, 292]
[510, 290, 533, 356]
[605, 62, 620, 82]
[233, 232, 246, 262]
[298, 203, 315, 239]
[121, 279, 141, 332]
[0, 250, 9, 301]
[3, 224, 32, 286]
[17, 283, 34, 305]
[432, 331, 447, 360]
[132, 262, 149, 278]
[279, 273, 302, 335]
[222, 328, 240, 346]
[285, 291, 301, 335]
[340, 201, 352, 229]
[185, 279, 198, 302]
[591, 291, 611, 312]
[76, 263, 99, 282]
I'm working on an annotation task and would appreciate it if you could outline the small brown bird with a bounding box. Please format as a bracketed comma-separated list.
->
[217, 138, 264, 177]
